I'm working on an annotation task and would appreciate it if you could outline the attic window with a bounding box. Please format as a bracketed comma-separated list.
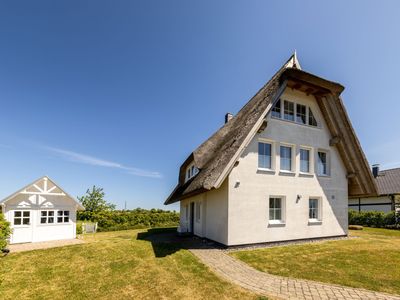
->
[309, 108, 318, 127]
[185, 164, 199, 182]
[272, 99, 281, 118]
[271, 98, 319, 127]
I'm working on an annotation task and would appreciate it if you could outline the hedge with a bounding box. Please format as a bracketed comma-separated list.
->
[349, 209, 399, 229]
[0, 213, 11, 250]
[77, 208, 180, 232]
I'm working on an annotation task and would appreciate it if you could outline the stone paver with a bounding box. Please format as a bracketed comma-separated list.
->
[190, 248, 400, 300]
[8, 239, 84, 253]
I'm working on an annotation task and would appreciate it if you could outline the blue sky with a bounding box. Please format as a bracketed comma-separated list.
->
[0, 1, 399, 210]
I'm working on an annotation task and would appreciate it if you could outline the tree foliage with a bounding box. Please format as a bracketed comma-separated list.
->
[349, 209, 399, 229]
[77, 186, 116, 213]
[0, 213, 11, 250]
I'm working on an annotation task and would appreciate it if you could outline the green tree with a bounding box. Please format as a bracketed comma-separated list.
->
[0, 213, 11, 250]
[78, 186, 116, 213]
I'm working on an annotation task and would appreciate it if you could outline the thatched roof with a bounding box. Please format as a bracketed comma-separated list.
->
[375, 168, 400, 195]
[165, 54, 377, 205]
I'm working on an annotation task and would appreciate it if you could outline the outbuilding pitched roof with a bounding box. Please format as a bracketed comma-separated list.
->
[375, 168, 400, 195]
[165, 54, 377, 205]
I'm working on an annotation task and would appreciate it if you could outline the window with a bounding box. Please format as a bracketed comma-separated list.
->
[57, 211, 70, 223]
[284, 101, 294, 121]
[269, 197, 284, 222]
[317, 151, 328, 175]
[258, 142, 272, 169]
[195, 202, 201, 222]
[300, 148, 310, 173]
[309, 108, 318, 127]
[41, 210, 55, 224]
[309, 198, 320, 220]
[280, 145, 292, 171]
[296, 104, 307, 124]
[14, 211, 30, 225]
[272, 99, 281, 118]
[185, 164, 199, 182]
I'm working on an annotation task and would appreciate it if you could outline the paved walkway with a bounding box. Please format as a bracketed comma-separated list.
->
[190, 248, 400, 300]
[8, 239, 84, 253]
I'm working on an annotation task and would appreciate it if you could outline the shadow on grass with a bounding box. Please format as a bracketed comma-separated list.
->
[137, 227, 221, 257]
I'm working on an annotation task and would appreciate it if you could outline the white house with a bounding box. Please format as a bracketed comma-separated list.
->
[0, 176, 84, 244]
[165, 53, 377, 247]
[349, 165, 400, 213]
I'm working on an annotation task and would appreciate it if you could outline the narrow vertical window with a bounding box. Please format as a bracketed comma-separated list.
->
[300, 149, 310, 173]
[308, 108, 318, 126]
[296, 104, 307, 124]
[280, 146, 292, 171]
[309, 198, 320, 220]
[195, 202, 201, 222]
[284, 101, 294, 121]
[258, 142, 272, 169]
[317, 151, 328, 175]
[269, 197, 283, 222]
[272, 99, 281, 118]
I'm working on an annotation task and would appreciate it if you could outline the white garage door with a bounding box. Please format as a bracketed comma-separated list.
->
[11, 210, 32, 244]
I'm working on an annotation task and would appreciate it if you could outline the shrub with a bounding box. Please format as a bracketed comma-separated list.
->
[76, 221, 83, 235]
[349, 225, 363, 230]
[0, 213, 11, 250]
[77, 208, 180, 232]
[349, 209, 399, 229]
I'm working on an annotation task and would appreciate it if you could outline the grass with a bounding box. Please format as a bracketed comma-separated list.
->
[0, 228, 258, 300]
[231, 228, 400, 295]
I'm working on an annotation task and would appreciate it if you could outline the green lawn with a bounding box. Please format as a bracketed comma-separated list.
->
[231, 228, 400, 295]
[0, 229, 258, 300]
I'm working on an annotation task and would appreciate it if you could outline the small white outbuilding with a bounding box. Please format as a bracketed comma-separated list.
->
[0, 176, 84, 244]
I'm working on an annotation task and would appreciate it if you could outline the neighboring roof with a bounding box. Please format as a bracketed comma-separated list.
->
[375, 168, 400, 195]
[0, 176, 85, 210]
[165, 53, 377, 205]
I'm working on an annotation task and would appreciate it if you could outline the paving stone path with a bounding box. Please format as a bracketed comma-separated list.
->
[190, 248, 400, 300]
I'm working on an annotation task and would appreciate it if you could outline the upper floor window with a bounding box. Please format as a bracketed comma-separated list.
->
[272, 99, 281, 118]
[280, 145, 293, 171]
[300, 148, 310, 173]
[296, 104, 307, 124]
[309, 108, 318, 127]
[185, 164, 199, 182]
[317, 151, 328, 176]
[284, 101, 294, 121]
[258, 142, 272, 169]
[14, 211, 30, 226]
[271, 99, 318, 127]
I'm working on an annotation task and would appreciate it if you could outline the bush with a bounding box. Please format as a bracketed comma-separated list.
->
[349, 225, 363, 230]
[0, 213, 11, 250]
[76, 221, 83, 235]
[349, 209, 399, 229]
[77, 208, 179, 232]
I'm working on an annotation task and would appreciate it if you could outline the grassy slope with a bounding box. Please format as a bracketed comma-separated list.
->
[231, 228, 400, 295]
[0, 229, 258, 300]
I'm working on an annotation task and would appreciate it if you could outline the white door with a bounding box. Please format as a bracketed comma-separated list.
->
[10, 210, 32, 244]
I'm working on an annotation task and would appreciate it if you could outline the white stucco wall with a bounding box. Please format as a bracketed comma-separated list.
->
[179, 180, 229, 245]
[349, 196, 393, 213]
[4, 194, 78, 244]
[226, 88, 348, 246]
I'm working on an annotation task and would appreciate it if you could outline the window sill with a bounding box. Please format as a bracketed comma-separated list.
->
[279, 170, 295, 176]
[299, 172, 314, 178]
[317, 174, 330, 178]
[37, 223, 71, 227]
[268, 221, 286, 227]
[308, 220, 322, 225]
[12, 225, 31, 228]
[257, 168, 275, 175]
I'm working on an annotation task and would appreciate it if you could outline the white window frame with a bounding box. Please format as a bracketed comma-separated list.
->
[268, 196, 286, 225]
[57, 210, 70, 223]
[13, 210, 30, 226]
[40, 210, 56, 224]
[317, 150, 329, 176]
[185, 163, 199, 182]
[309, 197, 322, 222]
[271, 98, 319, 128]
[299, 146, 313, 174]
[279, 143, 295, 173]
[195, 202, 201, 223]
[258, 139, 275, 171]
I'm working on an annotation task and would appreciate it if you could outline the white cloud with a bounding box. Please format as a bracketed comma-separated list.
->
[44, 146, 162, 178]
